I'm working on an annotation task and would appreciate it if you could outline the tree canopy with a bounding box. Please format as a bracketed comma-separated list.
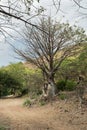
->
[14, 17, 86, 96]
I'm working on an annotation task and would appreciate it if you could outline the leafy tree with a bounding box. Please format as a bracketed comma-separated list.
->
[0, 62, 43, 97]
[7, 62, 27, 95]
[14, 17, 86, 97]
[24, 69, 43, 95]
[0, 62, 27, 96]
[0, 69, 22, 96]
[77, 43, 87, 78]
[55, 42, 87, 85]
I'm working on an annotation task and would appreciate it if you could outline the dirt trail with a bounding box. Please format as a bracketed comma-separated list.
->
[0, 98, 87, 130]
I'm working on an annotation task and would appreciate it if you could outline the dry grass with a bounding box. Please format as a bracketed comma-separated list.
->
[0, 95, 87, 130]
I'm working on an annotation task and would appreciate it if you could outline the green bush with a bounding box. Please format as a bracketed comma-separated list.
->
[65, 80, 76, 91]
[56, 79, 76, 92]
[56, 80, 66, 91]
[0, 125, 6, 130]
[0, 65, 43, 97]
[26, 70, 43, 95]
[0, 71, 22, 96]
[39, 100, 46, 106]
[23, 99, 31, 107]
[59, 93, 67, 100]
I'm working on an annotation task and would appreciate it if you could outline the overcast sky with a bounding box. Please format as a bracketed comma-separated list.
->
[0, 0, 87, 67]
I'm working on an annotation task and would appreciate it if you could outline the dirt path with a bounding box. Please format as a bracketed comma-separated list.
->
[0, 98, 87, 130]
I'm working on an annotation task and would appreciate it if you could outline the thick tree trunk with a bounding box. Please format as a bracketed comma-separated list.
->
[48, 78, 55, 98]
[42, 80, 55, 101]
[42, 71, 56, 101]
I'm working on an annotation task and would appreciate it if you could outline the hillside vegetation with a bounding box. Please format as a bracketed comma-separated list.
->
[0, 43, 87, 130]
[0, 43, 87, 98]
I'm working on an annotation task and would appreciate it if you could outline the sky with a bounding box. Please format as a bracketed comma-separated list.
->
[0, 0, 87, 67]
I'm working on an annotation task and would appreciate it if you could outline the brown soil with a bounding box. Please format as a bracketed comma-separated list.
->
[0, 97, 87, 130]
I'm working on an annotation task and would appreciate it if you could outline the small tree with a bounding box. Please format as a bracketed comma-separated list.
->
[77, 43, 87, 78]
[15, 17, 86, 97]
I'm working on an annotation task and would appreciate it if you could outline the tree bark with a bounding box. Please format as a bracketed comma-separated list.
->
[42, 72, 56, 100]
[48, 76, 55, 97]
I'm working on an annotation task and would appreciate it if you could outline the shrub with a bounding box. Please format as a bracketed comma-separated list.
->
[0, 125, 6, 130]
[0, 63, 43, 97]
[56, 80, 66, 91]
[59, 93, 67, 100]
[56, 79, 76, 92]
[0, 63, 26, 97]
[23, 99, 31, 107]
[39, 100, 46, 106]
[29, 92, 39, 100]
[26, 70, 43, 96]
[65, 80, 76, 91]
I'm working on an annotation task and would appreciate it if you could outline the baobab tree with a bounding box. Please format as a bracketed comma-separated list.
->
[14, 17, 86, 97]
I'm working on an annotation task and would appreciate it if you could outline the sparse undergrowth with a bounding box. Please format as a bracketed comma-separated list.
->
[59, 93, 68, 100]
[23, 99, 31, 107]
[0, 96, 87, 130]
[0, 125, 7, 130]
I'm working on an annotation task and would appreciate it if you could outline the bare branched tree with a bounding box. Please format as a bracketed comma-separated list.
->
[14, 17, 86, 97]
[72, 0, 87, 18]
[0, 0, 87, 29]
[53, 0, 87, 17]
[0, 0, 87, 37]
[73, 0, 87, 10]
[0, 0, 45, 36]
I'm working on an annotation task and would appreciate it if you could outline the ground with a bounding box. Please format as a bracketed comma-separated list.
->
[0, 96, 87, 130]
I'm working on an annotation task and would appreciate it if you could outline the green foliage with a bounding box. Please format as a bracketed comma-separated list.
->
[59, 93, 67, 100]
[0, 63, 27, 97]
[23, 99, 31, 107]
[55, 58, 78, 83]
[55, 43, 87, 83]
[0, 62, 43, 97]
[65, 80, 76, 91]
[56, 80, 66, 91]
[56, 80, 76, 92]
[0, 70, 21, 96]
[77, 43, 87, 76]
[0, 125, 6, 130]
[0, 42, 86, 99]
[39, 100, 46, 106]
[25, 69, 43, 95]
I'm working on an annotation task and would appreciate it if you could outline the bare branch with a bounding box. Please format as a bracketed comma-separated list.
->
[14, 17, 86, 84]
[73, 0, 87, 10]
